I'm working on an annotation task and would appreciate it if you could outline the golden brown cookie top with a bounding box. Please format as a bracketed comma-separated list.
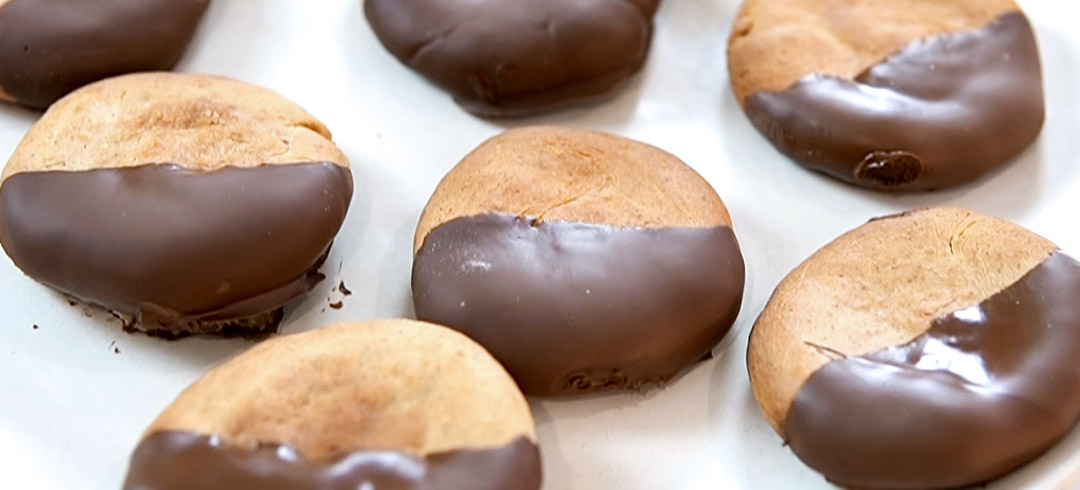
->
[2, 72, 348, 180]
[414, 126, 731, 254]
[748, 207, 1056, 435]
[728, 0, 1020, 103]
[146, 319, 536, 459]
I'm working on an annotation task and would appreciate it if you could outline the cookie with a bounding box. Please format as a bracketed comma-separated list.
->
[0, 73, 353, 338]
[365, 0, 660, 117]
[0, 0, 209, 109]
[121, 319, 542, 490]
[748, 208, 1080, 489]
[728, 0, 1044, 191]
[412, 127, 745, 396]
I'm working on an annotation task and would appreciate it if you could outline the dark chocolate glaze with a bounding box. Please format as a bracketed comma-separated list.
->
[123, 431, 542, 490]
[0, 163, 353, 333]
[412, 213, 744, 396]
[744, 12, 1044, 191]
[0, 0, 209, 109]
[785, 252, 1080, 489]
[364, 0, 660, 117]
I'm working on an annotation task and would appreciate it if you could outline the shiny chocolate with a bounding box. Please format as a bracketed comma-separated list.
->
[364, 0, 660, 117]
[785, 252, 1080, 489]
[412, 213, 744, 396]
[0, 0, 209, 109]
[744, 12, 1044, 191]
[0, 163, 352, 335]
[123, 431, 542, 490]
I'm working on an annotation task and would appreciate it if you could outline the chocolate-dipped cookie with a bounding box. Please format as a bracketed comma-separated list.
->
[0, 0, 209, 109]
[748, 208, 1080, 489]
[728, 0, 1044, 191]
[0, 73, 353, 338]
[412, 127, 745, 396]
[364, 0, 660, 117]
[122, 319, 542, 490]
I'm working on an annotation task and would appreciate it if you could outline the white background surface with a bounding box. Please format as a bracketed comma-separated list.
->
[0, 0, 1079, 489]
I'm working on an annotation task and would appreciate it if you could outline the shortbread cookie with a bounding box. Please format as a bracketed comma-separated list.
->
[0, 0, 209, 109]
[122, 319, 541, 490]
[365, 0, 661, 117]
[0, 73, 353, 338]
[412, 127, 745, 396]
[748, 208, 1080, 489]
[728, 1, 1044, 190]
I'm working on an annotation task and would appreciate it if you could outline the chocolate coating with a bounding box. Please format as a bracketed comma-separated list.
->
[0, 0, 209, 109]
[0, 163, 352, 333]
[123, 431, 541, 490]
[785, 252, 1080, 489]
[412, 213, 744, 396]
[744, 12, 1044, 191]
[364, 0, 660, 117]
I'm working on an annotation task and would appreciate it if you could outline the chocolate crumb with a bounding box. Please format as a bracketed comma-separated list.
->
[32, 324, 38, 330]
[114, 347, 121, 354]
[339, 280, 352, 296]
[329, 301, 344, 310]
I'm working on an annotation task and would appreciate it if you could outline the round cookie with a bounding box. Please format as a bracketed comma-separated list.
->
[365, 0, 660, 117]
[412, 126, 745, 396]
[748, 208, 1080, 489]
[727, 0, 1044, 191]
[0, 0, 209, 109]
[121, 319, 542, 490]
[0, 72, 353, 338]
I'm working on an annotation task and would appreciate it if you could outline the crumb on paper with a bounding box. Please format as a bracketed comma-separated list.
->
[32, 324, 38, 330]
[339, 280, 352, 296]
[329, 301, 344, 310]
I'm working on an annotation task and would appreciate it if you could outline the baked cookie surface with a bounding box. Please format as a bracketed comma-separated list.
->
[748, 208, 1080, 489]
[728, 0, 1044, 190]
[122, 319, 541, 490]
[0, 73, 353, 338]
[412, 126, 745, 396]
[0, 0, 209, 109]
[365, 0, 660, 117]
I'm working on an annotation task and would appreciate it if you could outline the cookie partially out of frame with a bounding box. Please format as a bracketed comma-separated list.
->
[728, 0, 1044, 191]
[0, 72, 353, 338]
[412, 126, 745, 396]
[749, 208, 1080, 489]
[122, 319, 541, 490]
[365, 0, 661, 117]
[0, 0, 209, 109]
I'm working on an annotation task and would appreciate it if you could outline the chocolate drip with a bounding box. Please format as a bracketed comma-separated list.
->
[745, 12, 1044, 190]
[365, 0, 660, 117]
[0, 0, 209, 108]
[0, 163, 353, 330]
[412, 213, 744, 396]
[785, 252, 1080, 489]
[123, 431, 541, 490]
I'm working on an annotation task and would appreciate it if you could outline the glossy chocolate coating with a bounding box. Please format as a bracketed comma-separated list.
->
[745, 12, 1044, 191]
[412, 213, 744, 396]
[123, 431, 541, 490]
[364, 0, 660, 117]
[785, 252, 1080, 489]
[0, 163, 352, 333]
[0, 0, 209, 109]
